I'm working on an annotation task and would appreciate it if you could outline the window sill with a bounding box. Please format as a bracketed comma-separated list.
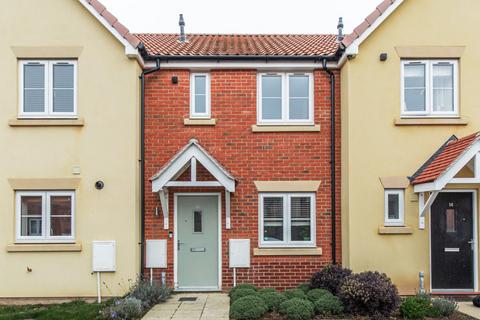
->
[9, 119, 85, 127]
[253, 247, 322, 256]
[378, 226, 413, 235]
[183, 118, 217, 126]
[6, 242, 82, 252]
[252, 125, 320, 132]
[394, 118, 468, 126]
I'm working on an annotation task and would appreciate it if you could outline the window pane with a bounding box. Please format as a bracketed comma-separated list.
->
[194, 76, 206, 95]
[194, 95, 207, 113]
[53, 64, 74, 113]
[433, 64, 453, 88]
[433, 64, 454, 112]
[262, 98, 282, 120]
[262, 75, 282, 97]
[263, 197, 284, 242]
[291, 197, 311, 242]
[446, 209, 456, 233]
[289, 98, 309, 120]
[20, 196, 43, 237]
[193, 210, 202, 233]
[387, 194, 400, 220]
[404, 64, 426, 112]
[433, 89, 453, 112]
[24, 64, 45, 113]
[289, 75, 309, 98]
[50, 195, 72, 237]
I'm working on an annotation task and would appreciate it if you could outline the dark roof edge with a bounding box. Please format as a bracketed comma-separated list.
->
[141, 54, 341, 62]
[408, 135, 458, 182]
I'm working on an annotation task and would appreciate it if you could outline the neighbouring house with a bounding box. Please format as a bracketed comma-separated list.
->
[340, 0, 480, 295]
[139, 31, 342, 291]
[0, 0, 143, 298]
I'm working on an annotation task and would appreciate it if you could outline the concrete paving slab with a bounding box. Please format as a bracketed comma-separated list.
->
[458, 302, 480, 319]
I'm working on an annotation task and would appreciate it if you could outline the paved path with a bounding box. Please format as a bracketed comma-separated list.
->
[142, 293, 229, 320]
[458, 302, 480, 319]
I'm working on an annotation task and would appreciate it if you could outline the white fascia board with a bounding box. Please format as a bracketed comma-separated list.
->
[144, 60, 339, 70]
[77, 0, 144, 67]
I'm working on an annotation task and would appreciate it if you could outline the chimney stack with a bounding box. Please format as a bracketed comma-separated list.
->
[179, 14, 186, 43]
[337, 17, 344, 42]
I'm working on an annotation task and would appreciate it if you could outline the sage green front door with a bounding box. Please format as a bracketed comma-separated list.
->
[177, 195, 219, 290]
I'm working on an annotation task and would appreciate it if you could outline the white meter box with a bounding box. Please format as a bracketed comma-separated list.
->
[229, 239, 250, 268]
[146, 239, 167, 268]
[92, 241, 116, 272]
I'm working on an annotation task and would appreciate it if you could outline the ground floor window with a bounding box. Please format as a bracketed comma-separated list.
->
[384, 189, 404, 226]
[259, 193, 315, 247]
[16, 191, 75, 242]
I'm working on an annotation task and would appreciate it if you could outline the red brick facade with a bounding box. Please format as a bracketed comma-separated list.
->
[144, 68, 341, 291]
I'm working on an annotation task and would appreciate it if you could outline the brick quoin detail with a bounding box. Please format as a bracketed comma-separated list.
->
[143, 69, 341, 291]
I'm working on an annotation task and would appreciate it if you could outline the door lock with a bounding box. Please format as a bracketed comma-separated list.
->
[468, 239, 475, 251]
[178, 240, 185, 250]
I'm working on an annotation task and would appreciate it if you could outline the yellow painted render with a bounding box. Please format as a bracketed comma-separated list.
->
[341, 0, 480, 294]
[0, 0, 141, 298]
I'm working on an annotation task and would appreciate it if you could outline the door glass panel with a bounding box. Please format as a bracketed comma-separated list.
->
[193, 210, 203, 233]
[446, 208, 456, 233]
[263, 197, 284, 241]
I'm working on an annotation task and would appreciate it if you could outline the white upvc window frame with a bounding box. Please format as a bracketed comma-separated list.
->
[15, 191, 75, 243]
[259, 193, 316, 248]
[18, 60, 78, 118]
[384, 189, 405, 227]
[257, 72, 314, 125]
[190, 72, 211, 119]
[401, 59, 459, 118]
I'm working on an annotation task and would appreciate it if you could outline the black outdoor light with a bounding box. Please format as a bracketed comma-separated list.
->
[95, 181, 105, 190]
[380, 53, 388, 61]
[172, 76, 179, 84]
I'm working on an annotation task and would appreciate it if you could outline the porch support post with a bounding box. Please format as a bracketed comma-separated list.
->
[159, 188, 169, 229]
[226, 191, 231, 229]
[418, 192, 426, 230]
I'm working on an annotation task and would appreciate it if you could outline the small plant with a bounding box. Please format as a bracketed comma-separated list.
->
[473, 296, 480, 308]
[339, 271, 400, 317]
[297, 283, 311, 293]
[229, 295, 267, 320]
[310, 264, 352, 295]
[230, 288, 258, 303]
[431, 297, 458, 317]
[399, 295, 431, 319]
[259, 290, 287, 312]
[314, 294, 344, 315]
[284, 288, 307, 300]
[258, 288, 277, 294]
[107, 297, 143, 320]
[229, 284, 257, 297]
[306, 288, 331, 302]
[279, 298, 315, 320]
[128, 279, 171, 309]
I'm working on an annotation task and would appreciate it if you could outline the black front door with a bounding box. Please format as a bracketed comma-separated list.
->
[431, 192, 474, 290]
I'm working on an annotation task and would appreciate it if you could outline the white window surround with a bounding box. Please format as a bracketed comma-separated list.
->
[257, 72, 314, 125]
[384, 189, 405, 227]
[19, 60, 77, 119]
[259, 193, 316, 248]
[401, 60, 459, 118]
[15, 191, 75, 243]
[190, 73, 211, 119]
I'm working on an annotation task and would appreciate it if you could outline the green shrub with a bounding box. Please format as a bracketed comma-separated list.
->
[284, 288, 307, 300]
[258, 288, 276, 294]
[128, 279, 172, 309]
[108, 297, 143, 319]
[314, 294, 344, 316]
[259, 291, 287, 312]
[339, 271, 400, 317]
[431, 297, 458, 317]
[230, 288, 258, 303]
[400, 295, 431, 319]
[306, 288, 332, 302]
[310, 264, 352, 295]
[229, 295, 267, 320]
[297, 283, 311, 293]
[279, 298, 314, 320]
[229, 284, 257, 297]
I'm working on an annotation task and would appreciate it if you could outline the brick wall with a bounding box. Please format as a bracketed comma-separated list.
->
[144, 68, 341, 290]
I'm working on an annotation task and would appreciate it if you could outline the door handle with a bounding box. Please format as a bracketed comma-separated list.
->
[178, 240, 185, 250]
[468, 239, 475, 251]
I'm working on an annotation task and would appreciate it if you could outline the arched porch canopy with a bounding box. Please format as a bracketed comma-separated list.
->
[150, 139, 236, 229]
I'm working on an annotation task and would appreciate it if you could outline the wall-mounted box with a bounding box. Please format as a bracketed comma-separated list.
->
[229, 239, 250, 268]
[92, 241, 116, 272]
[146, 239, 167, 268]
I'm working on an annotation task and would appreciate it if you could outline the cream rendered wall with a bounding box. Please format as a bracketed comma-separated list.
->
[342, 0, 480, 294]
[0, 0, 141, 297]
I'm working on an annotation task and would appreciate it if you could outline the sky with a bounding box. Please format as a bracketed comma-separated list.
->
[100, 0, 381, 35]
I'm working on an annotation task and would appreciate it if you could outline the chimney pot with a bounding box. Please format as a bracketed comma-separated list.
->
[337, 17, 344, 42]
[179, 14, 186, 43]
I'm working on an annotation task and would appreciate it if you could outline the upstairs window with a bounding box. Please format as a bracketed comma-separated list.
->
[401, 60, 458, 117]
[258, 73, 313, 124]
[19, 60, 77, 118]
[384, 190, 404, 227]
[190, 73, 210, 118]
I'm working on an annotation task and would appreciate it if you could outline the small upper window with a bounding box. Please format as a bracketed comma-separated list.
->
[190, 73, 210, 118]
[384, 190, 404, 226]
[19, 60, 77, 118]
[401, 60, 458, 117]
[258, 73, 313, 124]
[16, 191, 75, 242]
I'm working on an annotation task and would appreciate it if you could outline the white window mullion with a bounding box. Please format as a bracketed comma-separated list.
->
[44, 192, 50, 240]
[283, 74, 288, 122]
[285, 194, 290, 243]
